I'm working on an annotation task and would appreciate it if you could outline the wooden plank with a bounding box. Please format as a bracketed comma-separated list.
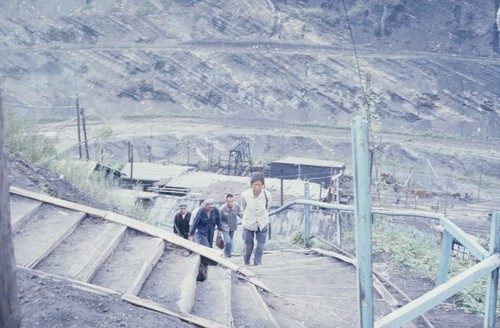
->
[20, 266, 119, 296]
[246, 282, 279, 328]
[372, 277, 399, 307]
[9, 186, 108, 218]
[237, 275, 274, 294]
[138, 250, 201, 313]
[91, 232, 165, 293]
[25, 211, 86, 268]
[232, 278, 279, 328]
[68, 223, 127, 282]
[14, 207, 87, 269]
[311, 248, 399, 307]
[9, 197, 42, 231]
[177, 253, 201, 313]
[311, 247, 355, 265]
[122, 293, 227, 328]
[126, 238, 165, 296]
[191, 266, 233, 326]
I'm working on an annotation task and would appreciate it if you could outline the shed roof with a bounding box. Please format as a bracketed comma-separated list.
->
[272, 156, 345, 168]
[120, 162, 195, 182]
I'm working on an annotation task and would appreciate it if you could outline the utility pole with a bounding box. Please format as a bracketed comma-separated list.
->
[0, 93, 21, 327]
[404, 169, 414, 207]
[477, 168, 483, 201]
[128, 142, 134, 180]
[208, 141, 213, 171]
[81, 107, 89, 161]
[280, 169, 284, 206]
[76, 95, 82, 159]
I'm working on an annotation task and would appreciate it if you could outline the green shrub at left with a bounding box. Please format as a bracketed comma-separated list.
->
[4, 108, 57, 165]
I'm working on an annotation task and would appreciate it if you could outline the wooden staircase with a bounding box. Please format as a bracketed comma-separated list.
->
[9, 186, 395, 327]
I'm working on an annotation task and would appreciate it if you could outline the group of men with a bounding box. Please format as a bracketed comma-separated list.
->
[172, 172, 272, 266]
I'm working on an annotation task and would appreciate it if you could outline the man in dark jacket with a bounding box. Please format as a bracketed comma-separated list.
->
[173, 204, 191, 239]
[189, 198, 221, 248]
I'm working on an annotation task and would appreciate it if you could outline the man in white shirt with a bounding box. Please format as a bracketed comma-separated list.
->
[241, 172, 271, 266]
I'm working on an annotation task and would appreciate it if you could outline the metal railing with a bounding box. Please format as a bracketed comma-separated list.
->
[267, 117, 499, 327]
[268, 199, 499, 327]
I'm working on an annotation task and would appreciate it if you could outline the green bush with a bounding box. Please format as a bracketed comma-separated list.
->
[372, 221, 439, 276]
[4, 108, 57, 165]
[4, 108, 148, 221]
[372, 220, 499, 316]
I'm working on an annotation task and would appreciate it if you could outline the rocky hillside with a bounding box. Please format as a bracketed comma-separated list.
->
[0, 0, 499, 137]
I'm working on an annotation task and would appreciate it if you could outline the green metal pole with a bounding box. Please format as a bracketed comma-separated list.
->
[484, 212, 500, 328]
[304, 182, 311, 248]
[352, 117, 373, 328]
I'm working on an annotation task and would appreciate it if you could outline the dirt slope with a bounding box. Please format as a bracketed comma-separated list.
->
[1, 0, 498, 137]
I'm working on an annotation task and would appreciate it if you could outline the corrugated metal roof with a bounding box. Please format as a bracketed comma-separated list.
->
[272, 156, 345, 168]
[120, 162, 195, 181]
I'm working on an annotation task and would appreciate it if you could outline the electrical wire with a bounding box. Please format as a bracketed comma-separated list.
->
[340, 0, 370, 120]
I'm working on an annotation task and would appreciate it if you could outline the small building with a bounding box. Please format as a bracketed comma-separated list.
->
[269, 156, 345, 187]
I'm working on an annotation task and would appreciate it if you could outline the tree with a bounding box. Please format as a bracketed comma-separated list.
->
[0, 94, 21, 327]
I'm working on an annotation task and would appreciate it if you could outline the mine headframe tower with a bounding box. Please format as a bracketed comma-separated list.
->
[227, 140, 252, 176]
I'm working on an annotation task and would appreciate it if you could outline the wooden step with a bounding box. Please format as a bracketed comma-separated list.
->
[67, 222, 127, 282]
[35, 217, 121, 278]
[126, 237, 166, 296]
[239, 251, 393, 327]
[231, 276, 279, 328]
[91, 230, 164, 293]
[191, 265, 233, 327]
[9, 195, 42, 231]
[122, 293, 227, 328]
[13, 204, 86, 268]
[138, 247, 201, 313]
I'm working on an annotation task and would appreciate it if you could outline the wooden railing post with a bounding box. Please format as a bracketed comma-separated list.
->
[484, 212, 500, 328]
[437, 216, 455, 285]
[335, 172, 342, 247]
[0, 94, 21, 327]
[352, 117, 373, 328]
[335, 209, 342, 248]
[304, 182, 311, 248]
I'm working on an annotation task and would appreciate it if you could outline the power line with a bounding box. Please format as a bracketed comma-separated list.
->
[340, 0, 369, 120]
[4, 102, 76, 109]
